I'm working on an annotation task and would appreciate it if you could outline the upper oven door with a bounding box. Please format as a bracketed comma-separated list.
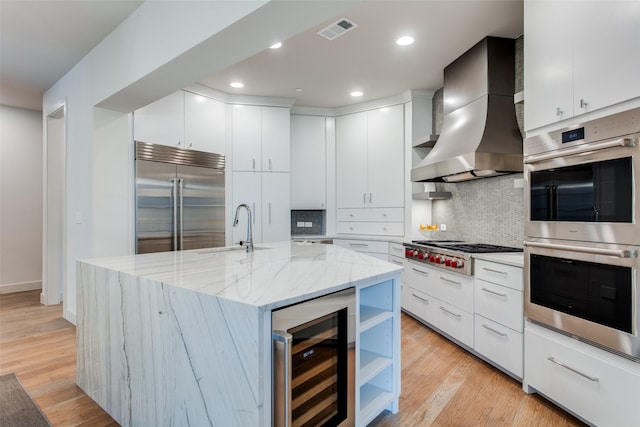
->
[524, 110, 640, 245]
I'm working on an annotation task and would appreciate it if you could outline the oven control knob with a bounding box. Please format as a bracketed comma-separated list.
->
[429, 255, 435, 262]
[435, 256, 442, 264]
[418, 251, 425, 260]
[455, 260, 464, 268]
[445, 259, 452, 267]
[450, 260, 458, 268]
[405, 249, 412, 257]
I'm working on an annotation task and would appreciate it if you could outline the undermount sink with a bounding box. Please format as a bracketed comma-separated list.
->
[195, 245, 268, 255]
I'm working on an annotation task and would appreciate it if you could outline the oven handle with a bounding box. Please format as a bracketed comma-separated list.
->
[524, 137, 637, 164]
[524, 241, 638, 258]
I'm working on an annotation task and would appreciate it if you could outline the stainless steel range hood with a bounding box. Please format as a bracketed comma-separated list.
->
[411, 37, 523, 182]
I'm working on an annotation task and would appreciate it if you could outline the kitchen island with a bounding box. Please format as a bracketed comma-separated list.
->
[76, 241, 402, 426]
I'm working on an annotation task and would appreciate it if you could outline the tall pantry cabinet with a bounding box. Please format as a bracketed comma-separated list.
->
[231, 105, 291, 244]
[335, 104, 404, 237]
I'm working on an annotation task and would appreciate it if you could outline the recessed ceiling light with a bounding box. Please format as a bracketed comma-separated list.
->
[351, 91, 363, 97]
[295, 88, 303, 92]
[270, 42, 282, 49]
[396, 36, 414, 46]
[230, 82, 244, 88]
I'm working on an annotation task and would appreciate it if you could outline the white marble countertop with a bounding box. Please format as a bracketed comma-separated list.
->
[472, 252, 524, 268]
[79, 241, 403, 311]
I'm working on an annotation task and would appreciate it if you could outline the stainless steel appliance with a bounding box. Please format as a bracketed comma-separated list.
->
[524, 108, 640, 361]
[272, 288, 355, 427]
[411, 36, 523, 182]
[135, 141, 225, 254]
[524, 107, 640, 245]
[402, 241, 523, 276]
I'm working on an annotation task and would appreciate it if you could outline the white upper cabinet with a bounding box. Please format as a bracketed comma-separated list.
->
[232, 105, 290, 172]
[336, 112, 369, 208]
[336, 104, 404, 209]
[134, 90, 226, 153]
[524, 0, 640, 131]
[367, 105, 404, 208]
[232, 105, 262, 171]
[184, 92, 226, 154]
[291, 115, 327, 210]
[262, 107, 290, 172]
[134, 91, 184, 147]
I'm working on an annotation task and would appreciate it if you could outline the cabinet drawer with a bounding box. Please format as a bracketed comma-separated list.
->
[525, 323, 640, 427]
[337, 208, 403, 222]
[388, 243, 405, 258]
[333, 239, 389, 254]
[474, 260, 523, 291]
[474, 315, 523, 378]
[404, 262, 474, 313]
[408, 287, 473, 348]
[474, 279, 523, 332]
[337, 221, 404, 236]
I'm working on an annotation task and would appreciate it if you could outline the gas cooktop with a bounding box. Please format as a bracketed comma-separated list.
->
[403, 240, 523, 275]
[411, 240, 523, 254]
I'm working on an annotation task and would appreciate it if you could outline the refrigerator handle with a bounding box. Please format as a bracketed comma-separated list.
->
[171, 178, 178, 251]
[179, 179, 184, 251]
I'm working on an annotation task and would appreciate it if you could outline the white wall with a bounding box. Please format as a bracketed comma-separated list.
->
[43, 1, 358, 323]
[0, 105, 43, 293]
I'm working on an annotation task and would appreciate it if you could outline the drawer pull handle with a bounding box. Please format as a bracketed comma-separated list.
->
[440, 276, 461, 286]
[349, 243, 369, 247]
[412, 294, 429, 303]
[412, 268, 429, 275]
[481, 287, 507, 298]
[482, 267, 507, 275]
[482, 324, 507, 337]
[439, 306, 462, 319]
[547, 356, 599, 382]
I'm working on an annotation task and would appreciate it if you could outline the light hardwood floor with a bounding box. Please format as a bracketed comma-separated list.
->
[0, 290, 585, 426]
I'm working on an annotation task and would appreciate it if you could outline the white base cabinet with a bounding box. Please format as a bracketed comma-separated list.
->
[333, 239, 389, 261]
[524, 322, 640, 427]
[404, 258, 524, 379]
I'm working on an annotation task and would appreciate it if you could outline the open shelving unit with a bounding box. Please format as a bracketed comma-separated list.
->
[357, 278, 400, 426]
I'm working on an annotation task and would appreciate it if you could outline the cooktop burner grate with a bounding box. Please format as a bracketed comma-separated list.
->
[411, 241, 523, 253]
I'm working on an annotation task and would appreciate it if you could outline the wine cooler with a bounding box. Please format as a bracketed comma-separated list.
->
[272, 288, 355, 427]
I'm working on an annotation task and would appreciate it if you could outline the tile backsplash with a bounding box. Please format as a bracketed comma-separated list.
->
[291, 210, 326, 236]
[428, 174, 524, 248]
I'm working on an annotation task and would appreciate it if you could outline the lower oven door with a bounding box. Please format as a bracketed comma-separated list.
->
[524, 238, 640, 361]
[272, 288, 355, 427]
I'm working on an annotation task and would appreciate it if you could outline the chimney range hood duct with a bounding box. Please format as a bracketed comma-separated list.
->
[411, 37, 523, 183]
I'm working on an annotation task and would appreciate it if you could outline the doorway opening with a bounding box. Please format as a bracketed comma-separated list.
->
[42, 105, 66, 307]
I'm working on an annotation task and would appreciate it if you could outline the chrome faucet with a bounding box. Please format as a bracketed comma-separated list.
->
[233, 203, 254, 252]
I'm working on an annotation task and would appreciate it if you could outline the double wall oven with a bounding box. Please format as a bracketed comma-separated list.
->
[524, 107, 640, 361]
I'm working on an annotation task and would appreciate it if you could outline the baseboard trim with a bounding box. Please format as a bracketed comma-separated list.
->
[64, 309, 76, 326]
[0, 281, 42, 294]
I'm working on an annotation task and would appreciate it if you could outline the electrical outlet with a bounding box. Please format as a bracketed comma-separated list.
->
[297, 222, 305, 228]
[304, 222, 313, 228]
[440, 223, 447, 231]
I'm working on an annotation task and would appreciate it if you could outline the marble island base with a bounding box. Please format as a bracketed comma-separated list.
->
[76, 241, 402, 426]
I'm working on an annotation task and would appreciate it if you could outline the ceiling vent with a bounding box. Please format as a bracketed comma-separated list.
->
[317, 18, 357, 40]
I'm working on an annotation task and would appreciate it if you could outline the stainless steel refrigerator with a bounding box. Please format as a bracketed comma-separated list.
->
[135, 141, 225, 254]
